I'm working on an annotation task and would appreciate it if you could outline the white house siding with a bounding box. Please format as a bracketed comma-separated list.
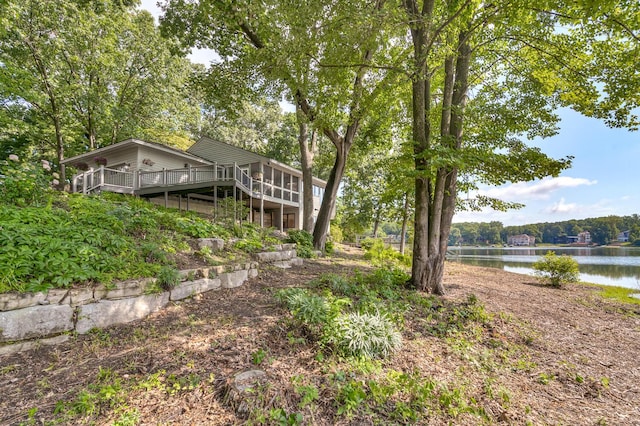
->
[136, 146, 204, 172]
[83, 147, 137, 171]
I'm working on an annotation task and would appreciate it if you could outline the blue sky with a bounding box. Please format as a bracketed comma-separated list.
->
[454, 109, 639, 225]
[141, 1, 639, 227]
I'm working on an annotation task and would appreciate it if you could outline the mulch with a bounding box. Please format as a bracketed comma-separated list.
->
[1, 247, 639, 425]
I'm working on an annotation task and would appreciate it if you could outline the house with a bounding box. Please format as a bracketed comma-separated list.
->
[618, 230, 631, 242]
[61, 138, 327, 232]
[507, 234, 536, 246]
[577, 231, 591, 245]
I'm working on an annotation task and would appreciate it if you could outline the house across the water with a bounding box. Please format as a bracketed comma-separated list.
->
[507, 234, 536, 246]
[61, 137, 327, 232]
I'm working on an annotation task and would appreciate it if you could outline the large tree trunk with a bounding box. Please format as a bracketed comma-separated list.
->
[297, 106, 316, 233]
[372, 207, 382, 238]
[312, 138, 350, 250]
[399, 191, 410, 255]
[406, 0, 474, 295]
[406, 0, 437, 292]
[437, 32, 471, 258]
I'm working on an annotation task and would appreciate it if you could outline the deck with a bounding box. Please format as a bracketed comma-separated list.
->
[71, 164, 301, 206]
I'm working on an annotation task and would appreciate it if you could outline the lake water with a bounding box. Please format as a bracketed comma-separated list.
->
[447, 246, 640, 289]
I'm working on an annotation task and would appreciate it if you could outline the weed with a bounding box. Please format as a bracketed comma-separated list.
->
[19, 407, 39, 426]
[0, 364, 17, 376]
[269, 408, 303, 425]
[156, 265, 180, 291]
[113, 409, 140, 426]
[252, 348, 268, 365]
[166, 373, 200, 395]
[336, 380, 367, 417]
[538, 372, 555, 384]
[286, 331, 306, 345]
[297, 385, 319, 408]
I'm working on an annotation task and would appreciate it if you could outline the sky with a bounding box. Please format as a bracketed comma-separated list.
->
[140, 1, 639, 227]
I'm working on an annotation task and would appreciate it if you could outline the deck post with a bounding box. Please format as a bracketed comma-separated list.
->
[133, 170, 139, 191]
[233, 184, 237, 222]
[82, 172, 87, 194]
[164, 191, 168, 208]
[214, 186, 217, 219]
[99, 166, 105, 189]
[162, 168, 167, 185]
[186, 194, 190, 211]
[178, 194, 181, 211]
[249, 191, 253, 223]
[280, 203, 284, 232]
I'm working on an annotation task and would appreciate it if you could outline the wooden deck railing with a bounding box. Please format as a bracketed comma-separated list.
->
[71, 164, 300, 204]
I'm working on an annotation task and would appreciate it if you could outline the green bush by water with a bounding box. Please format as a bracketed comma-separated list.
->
[532, 251, 580, 287]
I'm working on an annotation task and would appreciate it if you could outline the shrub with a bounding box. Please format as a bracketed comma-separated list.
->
[325, 240, 334, 255]
[532, 251, 580, 287]
[362, 239, 411, 267]
[329, 224, 343, 243]
[287, 229, 315, 258]
[359, 238, 377, 251]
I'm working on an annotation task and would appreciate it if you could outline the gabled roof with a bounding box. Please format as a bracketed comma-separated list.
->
[61, 139, 212, 166]
[189, 136, 327, 187]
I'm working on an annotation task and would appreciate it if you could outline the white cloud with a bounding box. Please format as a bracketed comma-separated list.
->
[480, 176, 597, 201]
[542, 197, 615, 217]
[545, 198, 578, 213]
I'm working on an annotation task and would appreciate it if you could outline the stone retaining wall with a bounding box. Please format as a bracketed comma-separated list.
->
[0, 244, 303, 356]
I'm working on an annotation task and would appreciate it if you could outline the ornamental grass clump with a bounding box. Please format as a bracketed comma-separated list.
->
[532, 251, 580, 288]
[329, 311, 402, 359]
[276, 284, 403, 359]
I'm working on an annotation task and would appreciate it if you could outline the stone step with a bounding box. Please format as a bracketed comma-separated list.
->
[253, 249, 297, 263]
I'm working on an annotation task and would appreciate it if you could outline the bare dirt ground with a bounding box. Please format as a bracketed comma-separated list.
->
[1, 246, 639, 425]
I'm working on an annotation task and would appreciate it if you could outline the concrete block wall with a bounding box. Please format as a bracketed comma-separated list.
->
[0, 243, 302, 356]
